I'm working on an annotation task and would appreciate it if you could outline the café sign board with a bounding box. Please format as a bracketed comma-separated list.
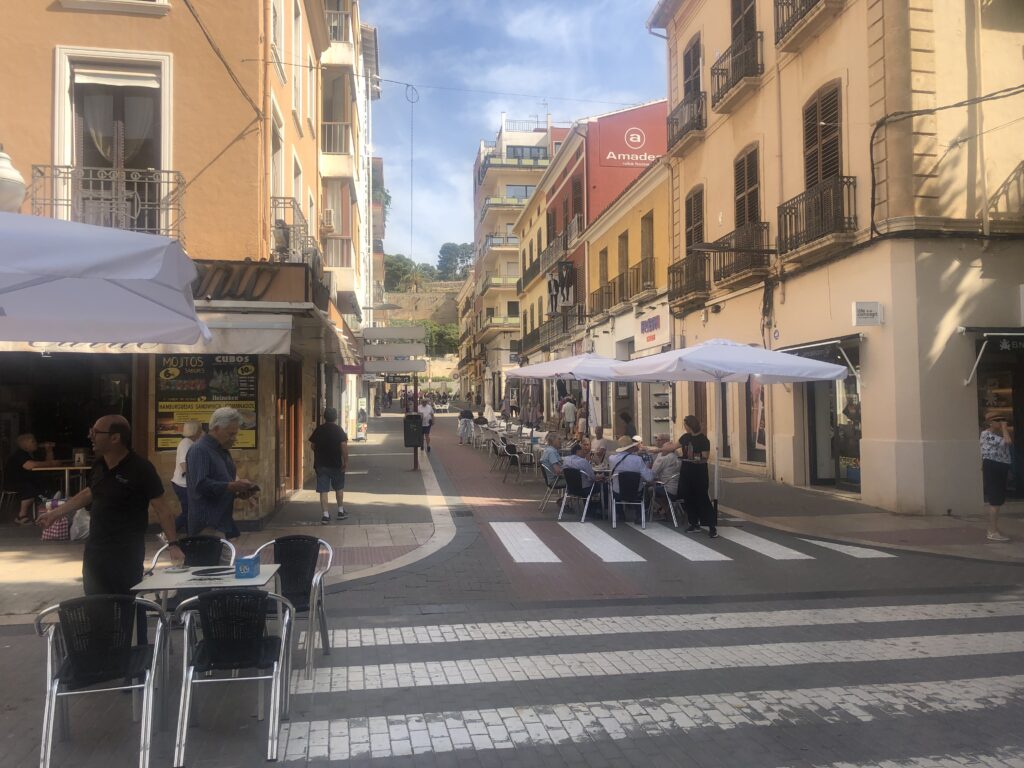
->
[852, 301, 884, 326]
[634, 308, 670, 351]
[155, 354, 258, 450]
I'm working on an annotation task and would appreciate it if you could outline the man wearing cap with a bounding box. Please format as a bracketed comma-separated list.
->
[608, 435, 654, 499]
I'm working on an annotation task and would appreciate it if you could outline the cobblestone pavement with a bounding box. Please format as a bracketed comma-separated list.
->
[2, 410, 1023, 767]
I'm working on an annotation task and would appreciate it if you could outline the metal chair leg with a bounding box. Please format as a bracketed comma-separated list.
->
[258, 678, 266, 721]
[668, 496, 680, 528]
[539, 484, 553, 512]
[58, 697, 70, 741]
[318, 599, 331, 656]
[267, 663, 281, 761]
[612, 499, 617, 529]
[557, 492, 569, 521]
[40, 679, 59, 768]
[640, 499, 647, 530]
[139, 671, 154, 768]
[173, 666, 195, 767]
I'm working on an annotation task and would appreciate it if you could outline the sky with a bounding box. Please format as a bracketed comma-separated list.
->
[368, 0, 667, 266]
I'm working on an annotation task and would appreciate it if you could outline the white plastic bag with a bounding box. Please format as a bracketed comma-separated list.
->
[70, 508, 90, 541]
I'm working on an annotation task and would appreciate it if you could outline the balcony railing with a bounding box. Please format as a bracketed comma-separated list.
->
[504, 118, 545, 132]
[565, 213, 584, 244]
[609, 273, 629, 308]
[628, 257, 657, 298]
[479, 315, 519, 332]
[325, 10, 352, 43]
[461, 299, 472, 318]
[667, 92, 707, 150]
[271, 196, 309, 263]
[539, 231, 567, 272]
[711, 32, 765, 109]
[323, 234, 353, 268]
[774, 0, 843, 48]
[478, 195, 527, 222]
[589, 287, 606, 316]
[30, 165, 184, 238]
[481, 274, 519, 293]
[459, 353, 473, 369]
[521, 257, 541, 289]
[521, 326, 541, 353]
[668, 256, 710, 304]
[707, 222, 772, 283]
[459, 327, 472, 344]
[989, 161, 1024, 220]
[483, 233, 520, 251]
[477, 154, 550, 183]
[321, 122, 352, 154]
[777, 175, 857, 255]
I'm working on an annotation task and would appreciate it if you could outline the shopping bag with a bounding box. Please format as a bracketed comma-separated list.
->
[70, 509, 91, 541]
[39, 496, 70, 542]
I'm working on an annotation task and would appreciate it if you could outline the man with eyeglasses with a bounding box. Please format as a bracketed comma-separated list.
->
[37, 415, 180, 597]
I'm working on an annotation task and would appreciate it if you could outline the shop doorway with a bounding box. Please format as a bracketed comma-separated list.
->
[976, 339, 1024, 498]
[807, 365, 861, 491]
[642, 383, 672, 443]
[276, 358, 303, 496]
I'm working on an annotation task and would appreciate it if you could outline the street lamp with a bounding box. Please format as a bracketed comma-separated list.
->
[0, 144, 26, 213]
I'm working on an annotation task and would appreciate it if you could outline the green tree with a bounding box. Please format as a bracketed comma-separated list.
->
[436, 242, 474, 281]
[383, 253, 414, 292]
[389, 319, 458, 356]
[397, 262, 438, 293]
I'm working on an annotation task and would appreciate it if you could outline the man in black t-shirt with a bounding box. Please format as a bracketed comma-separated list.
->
[37, 415, 181, 594]
[309, 407, 349, 524]
[660, 415, 717, 537]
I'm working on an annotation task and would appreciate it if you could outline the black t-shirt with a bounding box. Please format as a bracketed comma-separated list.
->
[4, 449, 35, 489]
[309, 423, 348, 469]
[87, 451, 164, 552]
[679, 433, 711, 460]
[458, 408, 474, 420]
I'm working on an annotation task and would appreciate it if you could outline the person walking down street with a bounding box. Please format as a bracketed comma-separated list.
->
[457, 406, 474, 445]
[4, 433, 62, 525]
[170, 420, 203, 533]
[36, 415, 181, 597]
[418, 398, 436, 453]
[309, 407, 350, 524]
[663, 415, 717, 538]
[562, 398, 577, 438]
[981, 412, 1014, 542]
[186, 407, 258, 538]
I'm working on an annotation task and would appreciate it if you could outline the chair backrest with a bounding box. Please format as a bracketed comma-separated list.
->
[195, 589, 269, 669]
[179, 535, 233, 566]
[262, 535, 325, 611]
[615, 471, 645, 502]
[56, 594, 138, 687]
[540, 463, 559, 489]
[562, 467, 589, 497]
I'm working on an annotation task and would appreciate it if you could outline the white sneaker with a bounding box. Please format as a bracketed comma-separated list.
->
[987, 532, 1010, 542]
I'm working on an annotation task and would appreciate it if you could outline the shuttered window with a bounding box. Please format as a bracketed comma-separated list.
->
[731, 0, 756, 43]
[803, 83, 842, 189]
[685, 186, 704, 249]
[734, 147, 760, 228]
[682, 35, 701, 99]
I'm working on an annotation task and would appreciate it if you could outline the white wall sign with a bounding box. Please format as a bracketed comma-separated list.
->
[361, 326, 427, 341]
[852, 301, 884, 326]
[634, 308, 670, 351]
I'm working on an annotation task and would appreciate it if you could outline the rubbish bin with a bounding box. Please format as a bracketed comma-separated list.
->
[403, 413, 423, 448]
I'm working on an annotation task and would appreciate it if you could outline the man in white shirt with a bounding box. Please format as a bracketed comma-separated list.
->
[608, 436, 654, 496]
[562, 398, 578, 436]
[590, 426, 617, 462]
[418, 399, 435, 454]
[561, 442, 596, 490]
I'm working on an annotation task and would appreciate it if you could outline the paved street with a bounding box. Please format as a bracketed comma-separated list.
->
[2, 409, 1024, 767]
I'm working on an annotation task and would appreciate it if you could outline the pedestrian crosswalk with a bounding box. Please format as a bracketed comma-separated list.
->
[282, 597, 1024, 764]
[484, 519, 896, 565]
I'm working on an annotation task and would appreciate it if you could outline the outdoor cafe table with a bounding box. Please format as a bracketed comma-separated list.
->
[131, 564, 281, 594]
[30, 463, 90, 498]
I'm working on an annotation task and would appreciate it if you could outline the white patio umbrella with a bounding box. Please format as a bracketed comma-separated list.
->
[0, 212, 209, 344]
[505, 353, 625, 381]
[611, 339, 848, 507]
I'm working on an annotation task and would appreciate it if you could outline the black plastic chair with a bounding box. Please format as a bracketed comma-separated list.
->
[35, 595, 168, 768]
[538, 463, 565, 513]
[612, 471, 647, 529]
[559, 467, 596, 522]
[173, 589, 294, 766]
[253, 535, 333, 679]
[150, 535, 236, 570]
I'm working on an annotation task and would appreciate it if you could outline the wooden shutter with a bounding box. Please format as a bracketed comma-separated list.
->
[682, 35, 700, 99]
[734, 147, 760, 228]
[731, 0, 756, 42]
[803, 84, 842, 189]
[685, 187, 704, 249]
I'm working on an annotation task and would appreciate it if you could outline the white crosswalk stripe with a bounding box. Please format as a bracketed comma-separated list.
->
[714, 527, 815, 559]
[778, 747, 1024, 768]
[557, 522, 645, 562]
[488, 522, 560, 562]
[311, 600, 1024, 648]
[627, 521, 732, 560]
[798, 537, 897, 558]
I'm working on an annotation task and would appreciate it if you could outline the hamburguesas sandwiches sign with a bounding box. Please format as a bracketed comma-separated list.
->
[155, 354, 258, 449]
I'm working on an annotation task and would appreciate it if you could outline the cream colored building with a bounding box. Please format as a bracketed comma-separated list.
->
[648, 0, 1024, 514]
[0, 0, 379, 522]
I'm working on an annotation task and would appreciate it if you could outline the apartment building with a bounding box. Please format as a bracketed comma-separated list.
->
[470, 115, 566, 407]
[0, 0, 379, 522]
[649, 0, 1024, 514]
[515, 102, 667, 421]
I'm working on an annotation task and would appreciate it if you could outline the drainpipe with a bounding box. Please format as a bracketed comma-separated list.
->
[972, 0, 990, 239]
[261, 0, 272, 261]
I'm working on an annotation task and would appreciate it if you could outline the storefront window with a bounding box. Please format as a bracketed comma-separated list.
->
[745, 378, 766, 463]
[976, 337, 1022, 498]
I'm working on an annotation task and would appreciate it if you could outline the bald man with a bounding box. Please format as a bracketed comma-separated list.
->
[38, 415, 180, 596]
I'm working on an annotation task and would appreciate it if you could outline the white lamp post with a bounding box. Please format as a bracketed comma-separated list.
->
[0, 145, 26, 213]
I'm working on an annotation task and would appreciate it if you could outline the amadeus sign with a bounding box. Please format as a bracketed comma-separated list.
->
[602, 125, 663, 168]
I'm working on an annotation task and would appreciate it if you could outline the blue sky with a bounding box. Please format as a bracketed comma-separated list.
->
[369, 0, 667, 266]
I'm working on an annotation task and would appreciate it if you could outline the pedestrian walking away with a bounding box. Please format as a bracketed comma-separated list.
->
[418, 398, 436, 453]
[35, 415, 181, 600]
[170, 419, 202, 533]
[457, 405, 474, 445]
[981, 411, 1013, 542]
[310, 407, 350, 523]
[185, 407, 258, 538]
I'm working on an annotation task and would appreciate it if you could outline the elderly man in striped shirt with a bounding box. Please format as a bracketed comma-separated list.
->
[186, 407, 258, 538]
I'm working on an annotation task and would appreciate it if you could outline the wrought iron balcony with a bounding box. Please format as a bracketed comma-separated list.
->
[326, 10, 352, 43]
[459, 353, 473, 369]
[30, 165, 184, 238]
[589, 287, 607, 317]
[668, 255, 710, 313]
[711, 32, 764, 112]
[706, 222, 772, 286]
[521, 257, 541, 290]
[321, 122, 352, 154]
[565, 213, 585, 245]
[271, 196, 310, 263]
[521, 326, 541, 354]
[609, 273, 629, 310]
[774, 0, 845, 52]
[667, 92, 706, 153]
[777, 175, 857, 257]
[628, 257, 657, 299]
[538, 231, 567, 273]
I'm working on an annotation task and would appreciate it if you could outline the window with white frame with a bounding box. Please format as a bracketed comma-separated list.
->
[292, 0, 302, 120]
[271, 105, 284, 197]
[309, 192, 316, 235]
[307, 53, 316, 130]
[271, 0, 284, 76]
[293, 155, 303, 204]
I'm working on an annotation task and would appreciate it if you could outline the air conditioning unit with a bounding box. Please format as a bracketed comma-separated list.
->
[320, 209, 336, 231]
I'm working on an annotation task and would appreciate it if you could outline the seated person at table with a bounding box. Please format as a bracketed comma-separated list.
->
[540, 433, 564, 475]
[473, 411, 489, 426]
[4, 433, 61, 525]
[562, 442, 596, 490]
[590, 426, 616, 462]
[651, 434, 680, 519]
[608, 436, 654, 499]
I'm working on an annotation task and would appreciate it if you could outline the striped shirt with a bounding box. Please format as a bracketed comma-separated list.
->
[185, 434, 237, 535]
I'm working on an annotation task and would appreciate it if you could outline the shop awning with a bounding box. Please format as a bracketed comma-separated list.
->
[776, 333, 863, 377]
[958, 326, 1024, 385]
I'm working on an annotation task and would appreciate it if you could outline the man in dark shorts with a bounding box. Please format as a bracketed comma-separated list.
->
[36, 415, 181, 596]
[309, 407, 349, 524]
